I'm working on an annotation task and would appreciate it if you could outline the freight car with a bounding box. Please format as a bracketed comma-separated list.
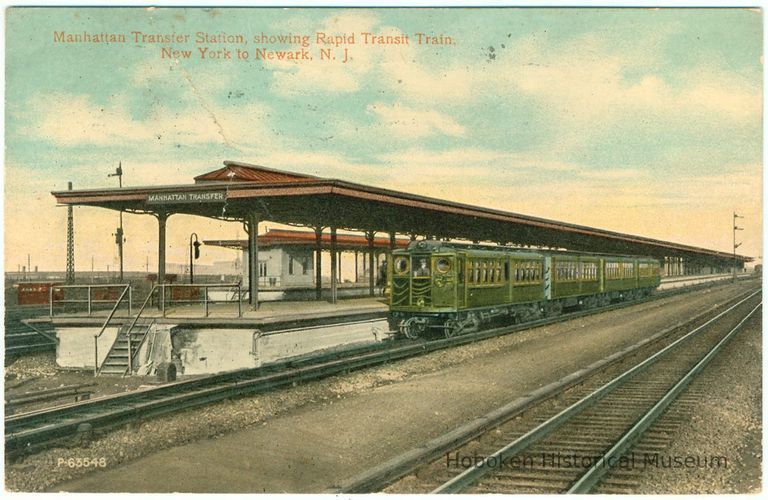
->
[388, 240, 661, 338]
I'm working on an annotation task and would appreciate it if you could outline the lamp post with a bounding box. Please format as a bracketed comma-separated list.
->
[733, 212, 743, 283]
[108, 163, 125, 282]
[189, 233, 201, 284]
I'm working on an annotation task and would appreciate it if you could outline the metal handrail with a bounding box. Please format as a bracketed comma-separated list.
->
[50, 283, 132, 317]
[156, 282, 242, 318]
[123, 285, 158, 374]
[92, 285, 131, 375]
[128, 318, 157, 374]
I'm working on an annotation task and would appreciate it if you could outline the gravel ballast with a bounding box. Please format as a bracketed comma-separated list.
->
[626, 306, 762, 493]
[4, 281, 759, 492]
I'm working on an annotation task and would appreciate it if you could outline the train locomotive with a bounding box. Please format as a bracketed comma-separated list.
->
[388, 240, 661, 339]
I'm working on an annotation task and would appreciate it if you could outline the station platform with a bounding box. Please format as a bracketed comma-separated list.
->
[48, 296, 389, 329]
[47, 297, 390, 375]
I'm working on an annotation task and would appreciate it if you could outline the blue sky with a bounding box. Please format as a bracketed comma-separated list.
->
[4, 7, 763, 271]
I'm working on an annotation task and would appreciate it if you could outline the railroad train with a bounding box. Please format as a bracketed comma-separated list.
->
[387, 240, 662, 338]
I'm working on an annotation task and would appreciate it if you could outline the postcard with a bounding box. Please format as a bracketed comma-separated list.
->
[3, 5, 762, 494]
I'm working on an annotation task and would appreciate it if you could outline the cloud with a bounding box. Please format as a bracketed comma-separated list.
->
[377, 147, 582, 172]
[496, 34, 761, 127]
[266, 11, 380, 95]
[376, 38, 476, 102]
[366, 102, 465, 139]
[18, 92, 274, 150]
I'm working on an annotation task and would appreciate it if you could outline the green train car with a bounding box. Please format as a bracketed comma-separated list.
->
[388, 240, 661, 338]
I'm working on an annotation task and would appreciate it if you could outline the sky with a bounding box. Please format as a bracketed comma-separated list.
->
[3, 6, 763, 272]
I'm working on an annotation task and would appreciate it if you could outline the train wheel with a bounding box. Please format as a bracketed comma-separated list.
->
[443, 319, 462, 338]
[400, 317, 427, 339]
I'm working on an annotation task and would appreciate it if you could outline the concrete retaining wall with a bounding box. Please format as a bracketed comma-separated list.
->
[57, 326, 119, 369]
[54, 319, 387, 376]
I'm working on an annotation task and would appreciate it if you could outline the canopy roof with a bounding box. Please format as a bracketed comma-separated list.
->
[52, 160, 750, 265]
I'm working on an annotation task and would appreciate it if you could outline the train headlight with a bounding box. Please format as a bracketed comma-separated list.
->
[394, 256, 409, 275]
[436, 258, 451, 274]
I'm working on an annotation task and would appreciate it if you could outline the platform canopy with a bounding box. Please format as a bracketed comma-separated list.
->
[52, 160, 749, 266]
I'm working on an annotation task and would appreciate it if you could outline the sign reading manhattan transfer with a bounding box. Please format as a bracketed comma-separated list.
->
[146, 191, 226, 204]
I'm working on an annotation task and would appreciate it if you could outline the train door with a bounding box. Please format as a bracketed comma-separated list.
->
[456, 254, 466, 308]
[599, 258, 605, 293]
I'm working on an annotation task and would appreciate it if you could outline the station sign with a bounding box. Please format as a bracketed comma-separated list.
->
[146, 191, 226, 204]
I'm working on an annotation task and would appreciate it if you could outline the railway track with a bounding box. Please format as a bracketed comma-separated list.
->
[5, 280, 757, 459]
[4, 307, 57, 356]
[375, 289, 760, 494]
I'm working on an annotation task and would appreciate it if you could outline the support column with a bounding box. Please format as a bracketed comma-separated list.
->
[330, 227, 338, 303]
[248, 212, 260, 310]
[366, 231, 375, 297]
[389, 231, 396, 250]
[354, 250, 359, 283]
[157, 212, 168, 284]
[314, 227, 323, 300]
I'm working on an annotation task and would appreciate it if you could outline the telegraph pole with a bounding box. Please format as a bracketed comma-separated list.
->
[109, 163, 125, 282]
[733, 212, 743, 283]
[66, 181, 75, 284]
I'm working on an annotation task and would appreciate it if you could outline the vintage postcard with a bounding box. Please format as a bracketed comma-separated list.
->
[3, 5, 762, 494]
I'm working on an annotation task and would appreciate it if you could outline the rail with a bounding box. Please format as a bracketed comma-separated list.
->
[157, 282, 243, 318]
[431, 289, 761, 493]
[568, 301, 761, 493]
[92, 285, 132, 375]
[5, 283, 757, 457]
[49, 283, 132, 317]
[19, 320, 59, 345]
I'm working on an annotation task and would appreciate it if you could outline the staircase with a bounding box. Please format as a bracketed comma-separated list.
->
[98, 318, 154, 376]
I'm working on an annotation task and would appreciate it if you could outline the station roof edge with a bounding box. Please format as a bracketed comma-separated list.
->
[49, 163, 753, 263]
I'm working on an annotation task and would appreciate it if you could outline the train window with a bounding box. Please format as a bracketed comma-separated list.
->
[413, 258, 431, 277]
[394, 257, 409, 275]
[582, 262, 598, 281]
[622, 263, 634, 279]
[512, 261, 541, 284]
[606, 262, 620, 279]
[436, 257, 451, 274]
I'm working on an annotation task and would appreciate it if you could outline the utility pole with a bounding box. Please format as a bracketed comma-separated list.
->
[109, 163, 125, 282]
[66, 181, 75, 284]
[733, 212, 744, 283]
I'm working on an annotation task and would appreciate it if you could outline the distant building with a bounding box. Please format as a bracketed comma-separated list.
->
[205, 228, 408, 289]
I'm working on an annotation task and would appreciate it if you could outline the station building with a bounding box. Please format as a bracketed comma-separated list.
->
[205, 228, 408, 300]
[42, 160, 752, 377]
